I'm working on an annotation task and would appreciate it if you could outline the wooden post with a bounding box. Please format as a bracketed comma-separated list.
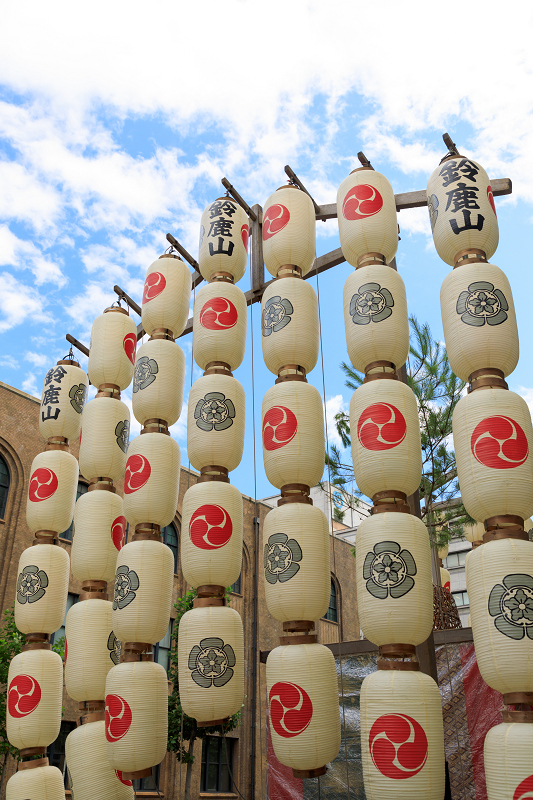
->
[250, 203, 264, 296]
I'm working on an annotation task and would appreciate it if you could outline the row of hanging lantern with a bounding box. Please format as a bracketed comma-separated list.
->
[260, 183, 341, 778]
[427, 147, 533, 798]
[338, 164, 445, 799]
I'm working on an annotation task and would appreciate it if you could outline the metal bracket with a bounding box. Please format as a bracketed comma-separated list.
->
[284, 165, 321, 215]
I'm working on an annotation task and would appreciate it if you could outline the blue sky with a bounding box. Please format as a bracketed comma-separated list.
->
[1, 1, 533, 501]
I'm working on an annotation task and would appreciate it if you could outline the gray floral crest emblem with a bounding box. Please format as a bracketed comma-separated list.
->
[488, 573, 533, 640]
[428, 193, 439, 230]
[456, 280, 508, 327]
[69, 383, 88, 414]
[194, 392, 235, 432]
[16, 565, 49, 604]
[363, 541, 417, 599]
[264, 533, 302, 585]
[115, 419, 130, 453]
[107, 631, 122, 664]
[188, 636, 236, 688]
[133, 356, 158, 393]
[113, 565, 139, 610]
[262, 296, 294, 337]
[350, 282, 394, 325]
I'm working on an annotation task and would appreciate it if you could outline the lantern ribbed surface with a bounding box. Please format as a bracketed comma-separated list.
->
[464, 521, 484, 543]
[453, 388, 533, 521]
[65, 599, 114, 702]
[426, 157, 499, 266]
[178, 606, 244, 723]
[484, 722, 533, 800]
[343, 265, 409, 372]
[337, 169, 398, 267]
[440, 262, 518, 381]
[79, 397, 130, 483]
[6, 765, 65, 800]
[88, 310, 137, 390]
[440, 567, 451, 591]
[263, 186, 316, 278]
[26, 449, 78, 534]
[466, 538, 533, 694]
[105, 661, 168, 773]
[262, 380, 325, 489]
[141, 255, 192, 337]
[198, 199, 249, 283]
[263, 503, 330, 623]
[39, 363, 88, 442]
[360, 670, 445, 800]
[355, 513, 433, 647]
[193, 281, 247, 371]
[7, 649, 63, 749]
[181, 482, 243, 589]
[123, 432, 180, 528]
[187, 374, 245, 473]
[15, 544, 69, 634]
[112, 539, 173, 645]
[66, 720, 134, 800]
[261, 277, 319, 376]
[266, 643, 341, 772]
[132, 338, 185, 426]
[71, 490, 125, 583]
[349, 379, 422, 499]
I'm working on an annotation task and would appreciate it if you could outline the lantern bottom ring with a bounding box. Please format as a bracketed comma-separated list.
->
[19, 756, 49, 771]
[377, 660, 420, 671]
[210, 271, 234, 284]
[194, 597, 226, 608]
[356, 252, 386, 269]
[503, 710, 533, 723]
[141, 419, 170, 435]
[197, 717, 229, 728]
[32, 530, 58, 545]
[292, 766, 327, 779]
[282, 620, 315, 633]
[198, 465, 230, 483]
[276, 265, 302, 280]
[197, 584, 225, 599]
[204, 361, 233, 378]
[122, 767, 153, 781]
[44, 440, 70, 452]
[503, 691, 533, 705]
[379, 642, 415, 658]
[453, 248, 487, 268]
[150, 328, 175, 341]
[19, 748, 47, 761]
[88, 477, 116, 493]
[279, 634, 318, 646]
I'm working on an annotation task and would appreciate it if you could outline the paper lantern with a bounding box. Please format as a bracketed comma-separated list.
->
[132, 338, 185, 427]
[6, 765, 65, 800]
[337, 169, 398, 268]
[360, 670, 445, 800]
[105, 661, 168, 773]
[266, 643, 340, 772]
[440, 262, 518, 381]
[343, 265, 409, 372]
[263, 503, 330, 622]
[112, 539, 173, 645]
[71, 490, 125, 583]
[193, 281, 247, 371]
[7, 649, 62, 749]
[263, 186, 315, 278]
[466, 537, 533, 694]
[437, 542, 449, 560]
[65, 600, 114, 702]
[178, 606, 244, 723]
[141, 255, 192, 338]
[453, 388, 533, 522]
[440, 568, 451, 591]
[198, 198, 249, 283]
[26, 449, 78, 534]
[88, 309, 137, 390]
[15, 544, 69, 634]
[39, 361, 88, 442]
[66, 720, 134, 800]
[427, 156, 499, 266]
[261, 277, 319, 376]
[181, 482, 243, 589]
[187, 375, 245, 473]
[464, 521, 484, 543]
[355, 513, 433, 647]
[484, 722, 533, 800]
[123, 433, 180, 528]
[262, 381, 324, 489]
[350, 380, 422, 500]
[79, 397, 130, 483]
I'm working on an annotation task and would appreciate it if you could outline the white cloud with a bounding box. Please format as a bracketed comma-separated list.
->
[0, 272, 52, 333]
[0, 225, 65, 286]
[515, 386, 533, 419]
[25, 351, 49, 368]
[0, 354, 19, 369]
[22, 372, 40, 398]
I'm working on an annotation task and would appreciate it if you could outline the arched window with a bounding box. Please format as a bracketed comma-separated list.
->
[60, 482, 88, 541]
[162, 523, 179, 573]
[0, 455, 10, 518]
[323, 578, 338, 622]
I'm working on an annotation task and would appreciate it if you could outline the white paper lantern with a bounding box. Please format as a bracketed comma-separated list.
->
[437, 542, 449, 560]
[440, 567, 451, 591]
[464, 521, 484, 543]
[178, 606, 244, 723]
[112, 539, 173, 645]
[7, 649, 62, 750]
[484, 722, 533, 800]
[88, 309, 137, 390]
[343, 265, 409, 372]
[427, 156, 499, 266]
[453, 388, 533, 522]
[123, 433, 180, 528]
[79, 398, 130, 483]
[39, 361, 88, 442]
[141, 255, 192, 338]
[198, 198, 249, 283]
[262, 381, 324, 489]
[261, 277, 319, 376]
[263, 186, 315, 278]
[66, 720, 134, 800]
[337, 169, 398, 267]
[181, 482, 243, 589]
[350, 380, 422, 500]
[188, 375, 245, 473]
[193, 282, 247, 371]
[360, 670, 445, 800]
[266, 643, 341, 772]
[15, 544, 69, 635]
[65, 600, 114, 702]
[26, 449, 78, 534]
[6, 765, 65, 800]
[71, 490, 125, 583]
[132, 338, 185, 427]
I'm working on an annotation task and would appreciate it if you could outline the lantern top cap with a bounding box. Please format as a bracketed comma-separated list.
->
[158, 252, 183, 261]
[104, 305, 129, 316]
[350, 165, 375, 174]
[275, 183, 303, 192]
[56, 358, 80, 368]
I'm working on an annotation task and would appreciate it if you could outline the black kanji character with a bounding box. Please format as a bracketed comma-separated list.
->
[44, 368, 54, 386]
[439, 158, 479, 188]
[208, 219, 234, 238]
[450, 210, 485, 235]
[209, 238, 235, 257]
[41, 406, 60, 422]
[445, 182, 480, 214]
[45, 366, 67, 385]
[42, 385, 61, 406]
[209, 200, 237, 219]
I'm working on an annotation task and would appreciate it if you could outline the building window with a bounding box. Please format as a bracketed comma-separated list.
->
[153, 620, 173, 672]
[133, 764, 160, 792]
[51, 593, 78, 645]
[201, 736, 236, 793]
[453, 590, 470, 607]
[0, 455, 10, 518]
[230, 573, 242, 594]
[48, 721, 76, 787]
[323, 578, 338, 622]
[59, 482, 88, 541]
[162, 522, 179, 572]
[444, 551, 468, 569]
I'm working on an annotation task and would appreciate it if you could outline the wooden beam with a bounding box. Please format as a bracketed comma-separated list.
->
[250, 203, 264, 296]
[221, 178, 257, 221]
[284, 165, 320, 214]
[114, 285, 141, 316]
[66, 334, 89, 358]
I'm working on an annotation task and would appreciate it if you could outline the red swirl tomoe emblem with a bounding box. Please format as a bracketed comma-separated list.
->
[189, 504, 233, 550]
[262, 406, 298, 451]
[29, 467, 58, 502]
[200, 297, 238, 330]
[111, 515, 127, 550]
[487, 185, 497, 216]
[269, 681, 313, 738]
[357, 403, 407, 451]
[369, 713, 428, 779]
[123, 333, 136, 365]
[143, 271, 167, 303]
[343, 184, 384, 220]
[241, 224, 249, 251]
[124, 454, 151, 494]
[470, 415, 529, 469]
[514, 776, 533, 800]
[105, 694, 132, 742]
[262, 204, 290, 241]
[8, 675, 42, 718]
